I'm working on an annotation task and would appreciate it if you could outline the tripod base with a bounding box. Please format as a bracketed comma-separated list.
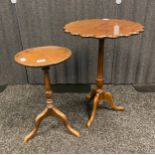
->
[24, 104, 80, 144]
[86, 86, 124, 128]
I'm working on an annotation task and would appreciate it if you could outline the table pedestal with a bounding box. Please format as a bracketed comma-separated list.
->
[86, 39, 125, 128]
[24, 67, 80, 143]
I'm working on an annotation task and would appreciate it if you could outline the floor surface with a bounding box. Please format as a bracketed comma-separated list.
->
[0, 85, 155, 153]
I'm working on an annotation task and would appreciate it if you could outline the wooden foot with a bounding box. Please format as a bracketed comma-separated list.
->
[51, 106, 80, 137]
[87, 94, 100, 128]
[86, 89, 124, 128]
[103, 92, 124, 111]
[24, 107, 50, 144]
[24, 105, 80, 143]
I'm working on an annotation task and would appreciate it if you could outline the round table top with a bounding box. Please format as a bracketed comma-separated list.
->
[64, 19, 144, 39]
[15, 46, 72, 67]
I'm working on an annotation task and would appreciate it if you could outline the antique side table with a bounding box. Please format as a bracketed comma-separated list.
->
[15, 46, 80, 143]
[64, 19, 144, 128]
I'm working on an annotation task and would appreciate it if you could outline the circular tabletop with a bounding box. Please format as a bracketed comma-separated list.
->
[64, 19, 144, 39]
[15, 46, 72, 67]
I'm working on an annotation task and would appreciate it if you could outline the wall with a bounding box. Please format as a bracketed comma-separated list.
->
[0, 0, 154, 85]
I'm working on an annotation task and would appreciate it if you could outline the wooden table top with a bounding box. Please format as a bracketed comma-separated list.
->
[15, 46, 72, 67]
[64, 19, 144, 39]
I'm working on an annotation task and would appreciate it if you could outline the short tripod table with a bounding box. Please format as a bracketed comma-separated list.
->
[64, 19, 144, 127]
[15, 46, 80, 143]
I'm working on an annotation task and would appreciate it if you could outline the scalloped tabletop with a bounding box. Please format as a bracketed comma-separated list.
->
[64, 19, 144, 38]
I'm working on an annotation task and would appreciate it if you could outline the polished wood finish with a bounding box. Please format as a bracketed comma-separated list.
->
[86, 40, 124, 128]
[24, 67, 80, 143]
[15, 47, 80, 143]
[64, 19, 144, 38]
[15, 46, 72, 67]
[64, 19, 144, 127]
[96, 39, 104, 89]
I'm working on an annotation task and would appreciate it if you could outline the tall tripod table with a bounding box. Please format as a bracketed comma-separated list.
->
[64, 19, 144, 127]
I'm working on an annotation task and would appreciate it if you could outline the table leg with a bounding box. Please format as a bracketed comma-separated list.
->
[86, 39, 125, 128]
[24, 107, 50, 143]
[24, 67, 80, 143]
[87, 93, 100, 128]
[85, 86, 96, 102]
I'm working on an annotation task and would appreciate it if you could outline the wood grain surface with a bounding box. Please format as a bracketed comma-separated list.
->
[64, 19, 144, 38]
[15, 46, 72, 67]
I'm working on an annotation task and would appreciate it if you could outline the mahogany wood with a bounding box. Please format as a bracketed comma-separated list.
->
[86, 40, 124, 128]
[15, 46, 72, 67]
[64, 19, 144, 38]
[64, 19, 144, 127]
[96, 39, 104, 89]
[15, 46, 80, 143]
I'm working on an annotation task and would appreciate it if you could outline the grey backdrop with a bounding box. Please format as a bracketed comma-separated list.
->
[0, 0, 154, 85]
